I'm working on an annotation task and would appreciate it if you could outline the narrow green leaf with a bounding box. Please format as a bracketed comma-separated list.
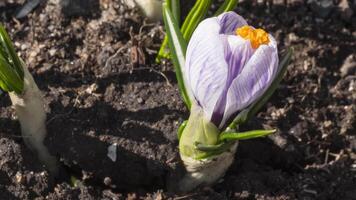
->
[194, 141, 235, 160]
[179, 0, 202, 36]
[228, 49, 292, 129]
[0, 25, 23, 80]
[162, 3, 191, 109]
[219, 129, 276, 142]
[170, 0, 181, 25]
[182, 0, 212, 42]
[0, 24, 24, 94]
[214, 0, 238, 16]
[155, 0, 181, 62]
[194, 141, 226, 152]
[0, 56, 23, 93]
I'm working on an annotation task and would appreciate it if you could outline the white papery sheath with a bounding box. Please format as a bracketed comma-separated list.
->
[9, 67, 57, 174]
[179, 142, 238, 192]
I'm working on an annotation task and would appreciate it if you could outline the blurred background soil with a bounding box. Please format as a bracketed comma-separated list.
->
[0, 0, 355, 199]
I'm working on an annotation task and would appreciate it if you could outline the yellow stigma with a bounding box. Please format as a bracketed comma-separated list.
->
[236, 25, 270, 49]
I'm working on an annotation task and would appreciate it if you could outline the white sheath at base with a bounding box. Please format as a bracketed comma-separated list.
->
[9, 67, 58, 174]
[179, 142, 238, 192]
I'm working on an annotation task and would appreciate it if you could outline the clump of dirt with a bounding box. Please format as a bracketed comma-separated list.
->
[0, 138, 51, 199]
[0, 0, 355, 199]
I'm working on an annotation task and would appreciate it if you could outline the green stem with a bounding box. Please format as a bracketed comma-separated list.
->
[214, 0, 238, 16]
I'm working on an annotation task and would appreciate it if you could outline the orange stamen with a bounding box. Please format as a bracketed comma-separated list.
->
[236, 25, 270, 49]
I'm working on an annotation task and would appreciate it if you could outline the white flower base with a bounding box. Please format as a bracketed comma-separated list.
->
[179, 142, 238, 192]
[9, 67, 58, 174]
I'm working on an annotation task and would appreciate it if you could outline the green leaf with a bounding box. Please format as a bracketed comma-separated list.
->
[170, 0, 181, 25]
[0, 24, 24, 94]
[194, 141, 228, 152]
[156, 0, 181, 62]
[219, 129, 276, 142]
[194, 141, 235, 160]
[181, 0, 212, 42]
[162, 3, 191, 109]
[0, 55, 23, 93]
[228, 48, 292, 130]
[214, 0, 238, 16]
[0, 25, 23, 80]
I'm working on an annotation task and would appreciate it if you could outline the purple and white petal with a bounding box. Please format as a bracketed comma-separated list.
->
[210, 35, 254, 126]
[217, 12, 248, 35]
[185, 17, 228, 120]
[219, 37, 279, 128]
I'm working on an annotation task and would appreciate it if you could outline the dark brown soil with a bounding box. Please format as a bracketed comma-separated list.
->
[1, 0, 355, 199]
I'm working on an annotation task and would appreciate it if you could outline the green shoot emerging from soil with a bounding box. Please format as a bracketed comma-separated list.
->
[0, 25, 58, 174]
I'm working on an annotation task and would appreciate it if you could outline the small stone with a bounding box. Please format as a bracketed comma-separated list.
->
[85, 83, 98, 94]
[49, 48, 56, 57]
[287, 97, 295, 104]
[107, 143, 117, 162]
[103, 177, 112, 186]
[288, 32, 299, 43]
[340, 54, 356, 77]
[137, 97, 143, 104]
[15, 172, 25, 184]
[323, 120, 332, 128]
[20, 44, 28, 51]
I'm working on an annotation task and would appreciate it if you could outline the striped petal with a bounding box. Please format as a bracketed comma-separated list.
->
[211, 35, 254, 126]
[220, 36, 279, 127]
[185, 17, 227, 120]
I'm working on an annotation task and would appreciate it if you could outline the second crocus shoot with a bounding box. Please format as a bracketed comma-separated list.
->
[0, 25, 58, 174]
[163, 4, 291, 192]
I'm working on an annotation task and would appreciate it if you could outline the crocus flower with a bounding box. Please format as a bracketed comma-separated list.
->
[186, 11, 278, 129]
[178, 12, 279, 191]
